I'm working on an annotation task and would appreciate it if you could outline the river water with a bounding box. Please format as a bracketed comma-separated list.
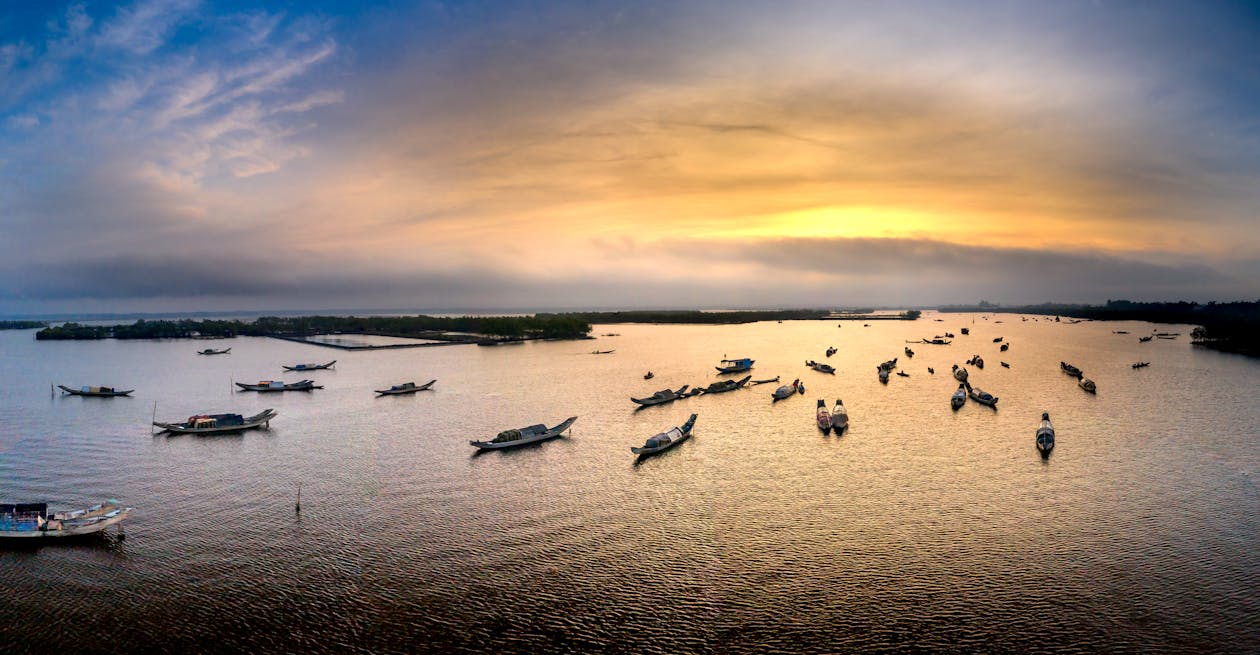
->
[1, 313, 1257, 653]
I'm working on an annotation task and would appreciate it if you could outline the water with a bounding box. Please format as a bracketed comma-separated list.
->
[2, 314, 1258, 653]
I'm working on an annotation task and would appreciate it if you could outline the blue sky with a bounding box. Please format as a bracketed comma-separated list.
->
[2, 1, 1259, 314]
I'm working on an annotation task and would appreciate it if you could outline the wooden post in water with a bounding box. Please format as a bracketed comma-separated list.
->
[151, 401, 158, 435]
[295, 482, 301, 514]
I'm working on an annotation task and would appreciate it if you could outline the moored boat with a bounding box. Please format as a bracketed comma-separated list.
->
[960, 327, 970, 335]
[1000, 361, 1010, 368]
[1060, 362, 1083, 378]
[631, 414, 698, 456]
[197, 348, 231, 355]
[235, 379, 322, 392]
[631, 385, 691, 406]
[816, 399, 833, 434]
[1132, 362, 1150, 369]
[772, 379, 802, 401]
[952, 365, 968, 382]
[993, 337, 1003, 343]
[1078, 378, 1097, 394]
[973, 356, 984, 369]
[1036, 412, 1055, 456]
[896, 371, 909, 377]
[825, 346, 837, 357]
[282, 360, 336, 371]
[806, 360, 836, 374]
[58, 385, 133, 397]
[154, 408, 277, 434]
[644, 371, 654, 380]
[470, 416, 578, 450]
[905, 347, 915, 357]
[1138, 336, 1153, 342]
[715, 358, 754, 373]
[375, 380, 436, 395]
[951, 384, 966, 410]
[878, 368, 890, 383]
[831, 399, 849, 431]
[1000, 343, 1009, 352]
[701, 375, 752, 394]
[968, 384, 998, 407]
[1, 500, 132, 539]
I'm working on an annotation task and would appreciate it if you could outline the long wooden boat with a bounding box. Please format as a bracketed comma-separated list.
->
[878, 368, 890, 383]
[154, 409, 277, 434]
[772, 379, 803, 401]
[375, 379, 436, 395]
[631, 414, 698, 456]
[1036, 412, 1055, 456]
[805, 360, 836, 374]
[1, 500, 132, 539]
[1060, 361, 1083, 378]
[58, 385, 133, 397]
[1132, 362, 1150, 369]
[831, 399, 849, 431]
[953, 365, 968, 382]
[700, 375, 752, 394]
[1138, 336, 1153, 342]
[816, 399, 832, 434]
[1078, 378, 1097, 394]
[715, 358, 754, 374]
[283, 360, 336, 371]
[235, 379, 322, 392]
[470, 416, 578, 450]
[197, 348, 231, 355]
[631, 385, 691, 406]
[968, 384, 999, 407]
[749, 376, 780, 386]
[951, 384, 966, 410]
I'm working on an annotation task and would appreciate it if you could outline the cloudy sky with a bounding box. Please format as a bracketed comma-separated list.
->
[2, 1, 1258, 314]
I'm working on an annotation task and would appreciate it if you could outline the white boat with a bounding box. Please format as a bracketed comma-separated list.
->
[831, 399, 848, 431]
[154, 409, 277, 434]
[968, 385, 999, 407]
[952, 365, 968, 382]
[470, 416, 578, 450]
[375, 379, 436, 395]
[631, 414, 698, 456]
[1079, 378, 1097, 394]
[1, 500, 132, 539]
[816, 399, 832, 434]
[1036, 412, 1055, 455]
[951, 384, 966, 410]
[772, 379, 802, 401]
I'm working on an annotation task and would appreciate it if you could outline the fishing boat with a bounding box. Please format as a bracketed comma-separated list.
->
[1138, 336, 1153, 342]
[591, 349, 615, 354]
[154, 408, 278, 434]
[282, 360, 336, 371]
[896, 371, 909, 377]
[470, 416, 578, 450]
[973, 356, 984, 369]
[1113, 330, 1129, 334]
[701, 375, 752, 394]
[968, 385, 999, 407]
[993, 337, 1004, 343]
[375, 380, 436, 395]
[831, 399, 849, 431]
[805, 360, 836, 374]
[1000, 361, 1010, 368]
[57, 385, 133, 397]
[878, 368, 890, 383]
[1000, 343, 1009, 352]
[1078, 378, 1097, 394]
[1, 500, 132, 539]
[749, 376, 780, 386]
[644, 371, 654, 380]
[952, 365, 968, 382]
[631, 414, 698, 456]
[904, 347, 915, 357]
[943, 332, 955, 338]
[927, 367, 935, 374]
[1036, 412, 1055, 455]
[825, 346, 837, 357]
[235, 379, 322, 392]
[960, 328, 970, 335]
[816, 399, 833, 434]
[772, 379, 802, 401]
[877, 358, 898, 371]
[1156, 335, 1177, 340]
[951, 384, 966, 410]
[715, 358, 754, 373]
[1132, 362, 1150, 369]
[197, 348, 231, 355]
[631, 385, 691, 406]
[921, 338, 951, 345]
[1060, 362, 1083, 378]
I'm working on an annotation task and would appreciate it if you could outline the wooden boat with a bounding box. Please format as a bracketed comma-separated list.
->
[904, 347, 915, 357]
[749, 376, 780, 386]
[631, 385, 691, 406]
[921, 338, 951, 345]
[816, 399, 833, 434]
[943, 332, 955, 338]
[1156, 335, 1177, 340]
[1078, 378, 1097, 394]
[805, 360, 836, 374]
[470, 416, 578, 450]
[831, 399, 849, 431]
[1036, 412, 1055, 456]
[644, 371, 654, 380]
[282, 360, 336, 371]
[375, 380, 436, 395]
[973, 356, 984, 369]
[1000, 362, 1010, 368]
[631, 414, 698, 456]
[951, 384, 966, 410]
[825, 347, 837, 357]
[236, 379, 322, 392]
[197, 348, 231, 355]
[1060, 362, 1083, 378]
[700, 375, 752, 394]
[154, 409, 277, 434]
[1113, 330, 1129, 334]
[1000, 343, 1009, 352]
[968, 384, 999, 407]
[772, 379, 802, 401]
[960, 328, 970, 335]
[927, 367, 935, 374]
[878, 368, 890, 383]
[1132, 362, 1150, 369]
[58, 385, 133, 397]
[1138, 336, 1153, 342]
[1, 500, 131, 539]
[896, 371, 909, 377]
[591, 349, 616, 354]
[952, 365, 968, 382]
[715, 358, 754, 374]
[993, 337, 1004, 343]
[877, 358, 898, 371]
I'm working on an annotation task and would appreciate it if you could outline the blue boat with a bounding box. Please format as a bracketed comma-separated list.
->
[715, 358, 754, 374]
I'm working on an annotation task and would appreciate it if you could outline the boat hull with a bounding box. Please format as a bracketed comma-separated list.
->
[154, 410, 277, 435]
[470, 416, 578, 450]
[1, 507, 131, 539]
[58, 386, 133, 397]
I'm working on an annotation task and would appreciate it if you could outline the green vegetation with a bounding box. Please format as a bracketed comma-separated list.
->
[0, 320, 48, 330]
[539, 309, 922, 324]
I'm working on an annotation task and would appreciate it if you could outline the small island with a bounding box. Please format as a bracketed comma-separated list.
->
[0, 320, 48, 330]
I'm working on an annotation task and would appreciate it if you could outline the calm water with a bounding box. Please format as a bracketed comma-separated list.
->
[2, 314, 1258, 653]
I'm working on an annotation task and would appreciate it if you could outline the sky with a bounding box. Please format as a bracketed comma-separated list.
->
[2, 0, 1259, 314]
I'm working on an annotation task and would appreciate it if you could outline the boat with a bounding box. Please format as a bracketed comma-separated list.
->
[375, 379, 436, 395]
[715, 358, 754, 374]
[154, 408, 278, 434]
[968, 385, 998, 407]
[197, 348, 230, 355]
[816, 399, 833, 434]
[1000, 362, 1010, 368]
[896, 371, 909, 377]
[960, 328, 970, 335]
[993, 337, 1003, 343]
[1036, 412, 1055, 456]
[1060, 362, 1083, 378]
[1079, 378, 1097, 394]
[831, 399, 849, 431]
[973, 356, 984, 369]
[235, 379, 322, 392]
[904, 347, 915, 357]
[1156, 335, 1177, 340]
[1155, 332, 1181, 337]
[470, 416, 578, 450]
[700, 375, 752, 394]
[878, 368, 890, 383]
[1000, 343, 1009, 352]
[57, 385, 133, 397]
[282, 360, 336, 371]
[951, 384, 966, 410]
[805, 360, 836, 374]
[1132, 362, 1150, 369]
[644, 371, 654, 380]
[772, 379, 802, 401]
[877, 358, 898, 371]
[921, 338, 951, 345]
[749, 376, 780, 386]
[927, 367, 935, 374]
[1139, 336, 1153, 342]
[1, 500, 132, 539]
[1113, 330, 1129, 334]
[591, 349, 616, 354]
[631, 414, 698, 456]
[944, 332, 955, 338]
[631, 385, 691, 406]
[952, 365, 968, 382]
[825, 347, 837, 358]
